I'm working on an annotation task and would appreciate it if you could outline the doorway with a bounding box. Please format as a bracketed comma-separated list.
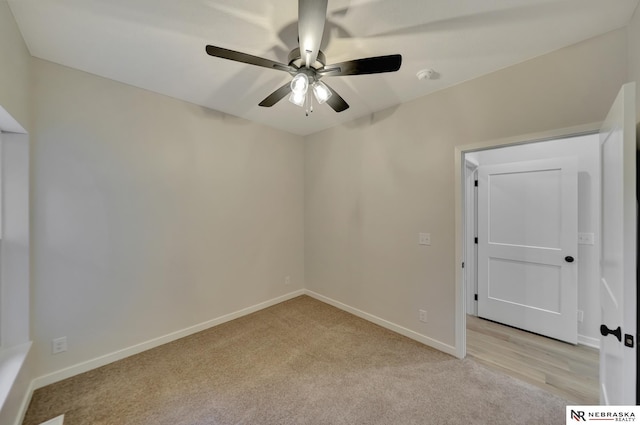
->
[464, 133, 601, 347]
[459, 131, 601, 403]
[454, 83, 637, 405]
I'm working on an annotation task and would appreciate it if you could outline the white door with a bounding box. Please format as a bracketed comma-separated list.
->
[599, 82, 636, 405]
[477, 157, 578, 344]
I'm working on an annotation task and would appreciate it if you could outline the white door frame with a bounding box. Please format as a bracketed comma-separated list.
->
[453, 122, 601, 359]
[464, 158, 478, 317]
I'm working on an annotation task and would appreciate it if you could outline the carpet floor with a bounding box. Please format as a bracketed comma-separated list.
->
[23, 296, 571, 425]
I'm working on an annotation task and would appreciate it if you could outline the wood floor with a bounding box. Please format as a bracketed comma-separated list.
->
[467, 315, 599, 405]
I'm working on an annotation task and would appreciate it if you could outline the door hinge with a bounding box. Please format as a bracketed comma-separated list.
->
[474, 180, 478, 187]
[462, 262, 465, 269]
[625, 334, 634, 348]
[474, 237, 478, 244]
[474, 294, 478, 301]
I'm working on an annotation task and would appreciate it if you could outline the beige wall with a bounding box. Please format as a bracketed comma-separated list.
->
[30, 58, 305, 378]
[304, 29, 628, 348]
[0, 1, 30, 130]
[629, 3, 640, 121]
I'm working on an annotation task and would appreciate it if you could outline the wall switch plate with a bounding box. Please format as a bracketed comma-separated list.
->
[578, 233, 595, 245]
[419, 309, 428, 323]
[418, 233, 431, 246]
[52, 336, 67, 354]
[577, 310, 584, 323]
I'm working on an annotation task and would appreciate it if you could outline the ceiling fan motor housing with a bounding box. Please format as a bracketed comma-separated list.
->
[288, 48, 327, 72]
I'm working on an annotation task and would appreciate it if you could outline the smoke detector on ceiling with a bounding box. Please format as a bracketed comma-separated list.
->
[417, 68, 438, 80]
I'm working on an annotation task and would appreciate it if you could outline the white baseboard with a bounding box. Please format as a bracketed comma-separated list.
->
[304, 290, 457, 357]
[578, 334, 600, 349]
[13, 379, 36, 425]
[26, 287, 595, 393]
[13, 379, 34, 425]
[20, 288, 590, 422]
[31, 288, 457, 393]
[0, 342, 31, 422]
[32, 290, 305, 390]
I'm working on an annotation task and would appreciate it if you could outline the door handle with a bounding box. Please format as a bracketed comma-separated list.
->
[564, 256, 574, 263]
[600, 324, 622, 342]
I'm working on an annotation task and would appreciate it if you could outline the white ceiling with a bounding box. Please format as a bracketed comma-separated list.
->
[8, 0, 639, 136]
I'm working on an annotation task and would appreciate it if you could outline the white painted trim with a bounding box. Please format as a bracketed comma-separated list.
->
[32, 290, 305, 389]
[13, 379, 34, 425]
[304, 290, 458, 357]
[454, 121, 602, 360]
[0, 106, 31, 425]
[456, 122, 602, 155]
[454, 145, 467, 359]
[578, 334, 600, 349]
[0, 342, 31, 415]
[465, 157, 479, 168]
[464, 165, 478, 317]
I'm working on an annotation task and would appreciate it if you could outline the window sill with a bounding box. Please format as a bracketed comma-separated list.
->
[0, 341, 31, 413]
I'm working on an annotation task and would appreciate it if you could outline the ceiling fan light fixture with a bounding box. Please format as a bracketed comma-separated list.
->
[288, 91, 306, 107]
[205, 0, 401, 114]
[290, 73, 309, 95]
[312, 81, 332, 104]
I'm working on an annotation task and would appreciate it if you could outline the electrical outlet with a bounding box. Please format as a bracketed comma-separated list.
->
[577, 310, 584, 323]
[52, 337, 67, 355]
[284, 275, 291, 285]
[419, 309, 428, 323]
[418, 233, 431, 246]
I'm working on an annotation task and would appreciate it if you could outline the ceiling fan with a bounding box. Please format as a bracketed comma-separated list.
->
[205, 0, 402, 115]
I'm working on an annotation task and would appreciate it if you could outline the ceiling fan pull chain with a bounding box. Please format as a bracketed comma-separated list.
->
[305, 90, 312, 116]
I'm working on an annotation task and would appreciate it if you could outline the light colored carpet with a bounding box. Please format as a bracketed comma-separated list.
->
[24, 296, 570, 425]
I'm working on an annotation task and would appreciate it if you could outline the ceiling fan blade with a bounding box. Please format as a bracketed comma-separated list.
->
[319, 54, 402, 76]
[206, 45, 295, 73]
[298, 0, 328, 67]
[324, 83, 349, 113]
[258, 82, 292, 107]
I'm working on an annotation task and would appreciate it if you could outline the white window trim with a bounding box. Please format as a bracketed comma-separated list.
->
[0, 105, 31, 421]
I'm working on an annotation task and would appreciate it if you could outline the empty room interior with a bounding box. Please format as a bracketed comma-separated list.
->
[1, 1, 640, 424]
